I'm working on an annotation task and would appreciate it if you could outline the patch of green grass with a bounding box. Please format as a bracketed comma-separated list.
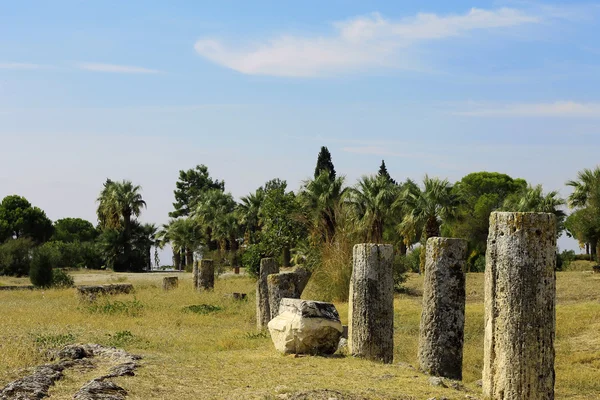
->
[183, 304, 222, 315]
[83, 298, 144, 317]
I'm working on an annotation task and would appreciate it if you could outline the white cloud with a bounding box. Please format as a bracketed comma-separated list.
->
[194, 8, 539, 77]
[454, 101, 600, 117]
[77, 63, 160, 74]
[0, 63, 45, 70]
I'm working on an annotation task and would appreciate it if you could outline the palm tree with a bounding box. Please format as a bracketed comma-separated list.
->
[398, 175, 459, 240]
[237, 189, 265, 245]
[300, 171, 347, 243]
[96, 179, 146, 271]
[566, 167, 600, 258]
[194, 189, 236, 250]
[346, 175, 398, 243]
[165, 218, 205, 269]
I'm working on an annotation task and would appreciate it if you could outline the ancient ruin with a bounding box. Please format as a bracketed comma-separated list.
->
[162, 276, 179, 291]
[256, 258, 279, 329]
[268, 298, 343, 355]
[198, 259, 215, 291]
[483, 212, 556, 399]
[418, 237, 467, 380]
[348, 243, 394, 363]
[267, 267, 311, 320]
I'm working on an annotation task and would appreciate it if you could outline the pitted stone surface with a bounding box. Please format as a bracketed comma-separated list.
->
[418, 237, 467, 380]
[161, 277, 179, 291]
[256, 258, 279, 329]
[483, 212, 556, 400]
[348, 244, 394, 364]
[198, 259, 215, 291]
[268, 298, 342, 355]
[267, 267, 312, 320]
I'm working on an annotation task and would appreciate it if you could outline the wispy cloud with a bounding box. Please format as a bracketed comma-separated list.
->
[454, 101, 600, 118]
[77, 63, 161, 74]
[0, 62, 46, 70]
[194, 7, 540, 77]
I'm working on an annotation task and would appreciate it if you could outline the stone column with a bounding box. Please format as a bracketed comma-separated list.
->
[483, 212, 556, 399]
[348, 244, 394, 363]
[198, 259, 214, 291]
[192, 261, 199, 290]
[162, 277, 178, 291]
[418, 237, 467, 380]
[256, 258, 279, 329]
[267, 267, 311, 320]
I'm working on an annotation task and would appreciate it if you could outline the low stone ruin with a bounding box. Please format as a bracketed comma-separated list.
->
[76, 284, 134, 302]
[268, 298, 343, 355]
[162, 276, 179, 291]
[0, 343, 141, 400]
[267, 267, 311, 320]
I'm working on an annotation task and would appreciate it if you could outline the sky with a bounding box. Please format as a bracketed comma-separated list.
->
[2, 0, 600, 257]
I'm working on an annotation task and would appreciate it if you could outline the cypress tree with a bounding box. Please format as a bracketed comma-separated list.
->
[314, 146, 336, 179]
[378, 160, 397, 185]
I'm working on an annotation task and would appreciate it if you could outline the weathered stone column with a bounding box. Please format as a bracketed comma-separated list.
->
[256, 258, 279, 329]
[267, 267, 311, 320]
[348, 244, 394, 363]
[192, 261, 199, 290]
[198, 259, 214, 291]
[483, 212, 556, 399]
[418, 237, 467, 380]
[162, 277, 178, 291]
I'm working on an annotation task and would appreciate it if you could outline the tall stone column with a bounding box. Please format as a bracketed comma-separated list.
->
[256, 258, 279, 329]
[192, 261, 199, 291]
[483, 212, 556, 399]
[348, 244, 394, 364]
[198, 259, 214, 291]
[418, 237, 467, 380]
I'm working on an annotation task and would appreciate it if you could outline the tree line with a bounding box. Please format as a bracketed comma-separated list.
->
[1, 146, 598, 292]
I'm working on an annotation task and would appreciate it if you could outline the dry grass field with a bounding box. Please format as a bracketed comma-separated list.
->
[1, 270, 599, 399]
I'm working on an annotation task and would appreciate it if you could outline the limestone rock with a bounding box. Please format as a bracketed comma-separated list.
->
[192, 262, 199, 290]
[418, 237, 467, 380]
[483, 212, 556, 399]
[267, 267, 312, 320]
[199, 259, 215, 291]
[256, 258, 279, 329]
[348, 244, 394, 364]
[162, 276, 178, 291]
[76, 284, 134, 302]
[268, 298, 343, 355]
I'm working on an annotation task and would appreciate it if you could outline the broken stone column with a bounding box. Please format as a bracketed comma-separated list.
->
[192, 261, 199, 290]
[267, 267, 312, 320]
[198, 259, 214, 291]
[483, 212, 556, 399]
[418, 237, 467, 380]
[162, 277, 178, 291]
[256, 258, 279, 329]
[348, 244, 394, 364]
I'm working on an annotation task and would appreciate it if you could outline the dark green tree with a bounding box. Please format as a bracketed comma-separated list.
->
[0, 237, 36, 276]
[314, 146, 336, 180]
[378, 160, 397, 185]
[260, 179, 306, 267]
[0, 195, 54, 243]
[51, 218, 97, 243]
[170, 165, 225, 218]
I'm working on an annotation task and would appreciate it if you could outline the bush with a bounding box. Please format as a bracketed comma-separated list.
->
[472, 254, 486, 272]
[393, 254, 409, 292]
[0, 238, 35, 276]
[52, 268, 74, 288]
[29, 245, 58, 287]
[405, 247, 421, 273]
[241, 244, 266, 278]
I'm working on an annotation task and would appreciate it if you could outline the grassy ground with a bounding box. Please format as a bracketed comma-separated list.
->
[1, 271, 599, 399]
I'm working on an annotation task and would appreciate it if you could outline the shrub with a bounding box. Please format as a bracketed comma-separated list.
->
[472, 254, 486, 272]
[34, 332, 77, 350]
[405, 247, 422, 273]
[52, 268, 74, 288]
[393, 254, 409, 292]
[241, 244, 266, 278]
[0, 238, 35, 276]
[29, 245, 58, 288]
[106, 330, 135, 347]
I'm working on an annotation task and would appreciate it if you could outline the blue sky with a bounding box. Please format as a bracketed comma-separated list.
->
[2, 1, 600, 254]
